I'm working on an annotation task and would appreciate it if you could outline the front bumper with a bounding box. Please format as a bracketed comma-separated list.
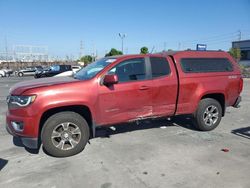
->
[6, 110, 39, 149]
[6, 123, 38, 149]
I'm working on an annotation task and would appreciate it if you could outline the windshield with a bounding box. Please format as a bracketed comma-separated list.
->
[74, 58, 116, 80]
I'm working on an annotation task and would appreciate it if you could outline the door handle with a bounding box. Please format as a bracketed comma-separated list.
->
[139, 85, 150, 90]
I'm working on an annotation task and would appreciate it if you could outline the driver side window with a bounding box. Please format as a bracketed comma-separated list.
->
[108, 58, 146, 83]
[50, 65, 60, 72]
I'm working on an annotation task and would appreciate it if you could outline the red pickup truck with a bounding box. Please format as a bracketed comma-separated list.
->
[6, 50, 243, 157]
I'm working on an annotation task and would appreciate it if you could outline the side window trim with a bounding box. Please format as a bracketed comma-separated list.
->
[145, 56, 152, 80]
[149, 56, 171, 79]
[106, 57, 151, 84]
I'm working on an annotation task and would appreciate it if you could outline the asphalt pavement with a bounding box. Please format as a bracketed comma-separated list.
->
[0, 76, 249, 188]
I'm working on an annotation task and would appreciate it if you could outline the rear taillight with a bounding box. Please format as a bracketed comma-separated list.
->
[239, 77, 243, 93]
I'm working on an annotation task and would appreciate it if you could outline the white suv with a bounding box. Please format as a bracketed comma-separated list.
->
[0, 69, 6, 77]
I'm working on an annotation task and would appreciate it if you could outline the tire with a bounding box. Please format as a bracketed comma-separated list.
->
[0, 74, 3, 77]
[41, 111, 90, 157]
[194, 98, 222, 131]
[40, 74, 46, 78]
[18, 72, 24, 77]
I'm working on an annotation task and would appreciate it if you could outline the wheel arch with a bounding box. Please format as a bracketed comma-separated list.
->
[200, 93, 225, 116]
[39, 105, 94, 140]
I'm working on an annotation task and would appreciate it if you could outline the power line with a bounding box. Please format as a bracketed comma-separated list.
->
[205, 39, 234, 45]
[5, 36, 8, 61]
[182, 34, 239, 45]
[181, 31, 239, 44]
[238, 30, 242, 41]
[118, 33, 126, 53]
[186, 36, 238, 46]
[163, 42, 166, 51]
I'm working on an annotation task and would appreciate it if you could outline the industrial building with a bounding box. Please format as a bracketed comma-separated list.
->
[232, 40, 250, 60]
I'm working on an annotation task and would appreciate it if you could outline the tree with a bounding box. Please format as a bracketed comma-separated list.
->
[80, 55, 93, 65]
[229, 48, 241, 61]
[140, 46, 149, 54]
[105, 48, 123, 57]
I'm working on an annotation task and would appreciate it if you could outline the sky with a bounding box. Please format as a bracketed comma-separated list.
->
[0, 0, 250, 59]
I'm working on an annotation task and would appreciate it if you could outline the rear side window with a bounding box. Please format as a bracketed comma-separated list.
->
[180, 58, 233, 73]
[150, 57, 171, 78]
[60, 65, 72, 71]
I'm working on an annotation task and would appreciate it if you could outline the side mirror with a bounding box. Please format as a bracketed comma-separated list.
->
[103, 74, 118, 85]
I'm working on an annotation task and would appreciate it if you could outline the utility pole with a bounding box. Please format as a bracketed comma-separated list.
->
[118, 33, 126, 53]
[150, 46, 155, 53]
[178, 42, 181, 50]
[163, 42, 166, 51]
[5, 36, 9, 67]
[238, 30, 242, 41]
[80, 40, 83, 59]
[93, 42, 96, 60]
[95, 50, 98, 59]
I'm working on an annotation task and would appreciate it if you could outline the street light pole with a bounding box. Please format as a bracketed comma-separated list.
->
[119, 33, 126, 53]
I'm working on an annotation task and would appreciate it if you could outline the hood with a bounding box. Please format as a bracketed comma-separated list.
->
[10, 77, 79, 95]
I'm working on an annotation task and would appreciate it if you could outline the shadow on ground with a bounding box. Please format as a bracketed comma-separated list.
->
[12, 115, 196, 156]
[0, 158, 8, 171]
[13, 137, 40, 154]
[231, 126, 250, 139]
[94, 115, 196, 138]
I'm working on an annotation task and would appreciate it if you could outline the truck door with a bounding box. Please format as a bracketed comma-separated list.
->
[150, 56, 178, 117]
[25, 68, 35, 76]
[98, 57, 153, 125]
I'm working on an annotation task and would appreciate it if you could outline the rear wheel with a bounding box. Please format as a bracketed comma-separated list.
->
[41, 111, 90, 157]
[194, 98, 222, 131]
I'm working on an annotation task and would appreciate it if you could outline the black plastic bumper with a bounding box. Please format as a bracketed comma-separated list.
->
[233, 96, 242, 108]
[6, 124, 38, 149]
[21, 137, 38, 149]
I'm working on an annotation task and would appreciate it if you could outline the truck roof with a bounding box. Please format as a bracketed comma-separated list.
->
[159, 50, 228, 56]
[108, 50, 230, 59]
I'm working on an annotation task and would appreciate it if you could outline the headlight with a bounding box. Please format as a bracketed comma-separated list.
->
[7, 95, 36, 109]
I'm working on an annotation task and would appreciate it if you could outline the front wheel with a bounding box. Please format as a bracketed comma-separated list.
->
[41, 111, 90, 157]
[194, 98, 222, 131]
[18, 72, 24, 77]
